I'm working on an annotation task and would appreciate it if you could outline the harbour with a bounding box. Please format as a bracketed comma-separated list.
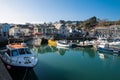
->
[0, 7, 120, 80]
[0, 30, 120, 80]
[7, 45, 120, 80]
[0, 35, 120, 80]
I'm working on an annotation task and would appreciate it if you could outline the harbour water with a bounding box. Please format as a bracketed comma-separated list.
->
[9, 45, 120, 80]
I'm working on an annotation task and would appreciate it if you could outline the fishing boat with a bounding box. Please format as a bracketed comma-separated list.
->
[97, 43, 120, 55]
[0, 42, 38, 69]
[56, 40, 70, 48]
[77, 41, 93, 48]
[109, 38, 120, 46]
[57, 40, 78, 48]
[48, 39, 57, 47]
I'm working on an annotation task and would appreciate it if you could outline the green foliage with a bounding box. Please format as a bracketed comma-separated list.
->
[59, 17, 120, 30]
[76, 16, 98, 30]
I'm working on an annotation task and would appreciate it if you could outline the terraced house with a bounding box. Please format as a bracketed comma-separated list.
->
[94, 25, 120, 38]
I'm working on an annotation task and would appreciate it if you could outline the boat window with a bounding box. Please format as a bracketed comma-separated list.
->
[18, 49, 26, 55]
[25, 48, 32, 54]
[11, 50, 19, 56]
[105, 44, 109, 48]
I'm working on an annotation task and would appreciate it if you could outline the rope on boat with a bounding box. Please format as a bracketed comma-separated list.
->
[22, 68, 28, 80]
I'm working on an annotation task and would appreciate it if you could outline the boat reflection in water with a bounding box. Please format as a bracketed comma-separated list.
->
[97, 51, 109, 59]
[96, 49, 120, 61]
[32, 45, 96, 58]
[73, 47, 96, 58]
[32, 45, 68, 56]
[21, 45, 120, 80]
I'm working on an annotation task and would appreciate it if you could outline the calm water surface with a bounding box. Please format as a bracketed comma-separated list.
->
[9, 45, 120, 80]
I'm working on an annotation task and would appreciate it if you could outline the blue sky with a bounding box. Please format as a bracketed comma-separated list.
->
[0, 0, 120, 24]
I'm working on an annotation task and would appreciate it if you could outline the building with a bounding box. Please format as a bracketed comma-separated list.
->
[109, 25, 120, 37]
[94, 25, 120, 38]
[55, 22, 84, 37]
[94, 26, 109, 38]
[9, 24, 32, 38]
[33, 23, 56, 36]
[1, 23, 10, 38]
[0, 24, 2, 37]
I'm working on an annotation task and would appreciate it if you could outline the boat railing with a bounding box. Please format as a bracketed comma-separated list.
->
[1, 52, 12, 63]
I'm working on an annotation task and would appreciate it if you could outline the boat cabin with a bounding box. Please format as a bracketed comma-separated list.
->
[6, 43, 32, 57]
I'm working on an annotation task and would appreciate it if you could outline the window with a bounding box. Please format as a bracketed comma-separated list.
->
[18, 49, 26, 55]
[25, 48, 31, 54]
[11, 50, 19, 56]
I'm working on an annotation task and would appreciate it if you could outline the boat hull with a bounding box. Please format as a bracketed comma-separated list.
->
[1, 59, 34, 70]
[57, 42, 69, 48]
[48, 40, 57, 46]
[97, 46, 120, 55]
[76, 44, 93, 48]
[0, 51, 38, 70]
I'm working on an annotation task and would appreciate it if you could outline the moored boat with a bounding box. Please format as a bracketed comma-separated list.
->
[77, 41, 93, 48]
[97, 43, 120, 55]
[0, 43, 38, 69]
[48, 39, 57, 47]
[56, 40, 70, 48]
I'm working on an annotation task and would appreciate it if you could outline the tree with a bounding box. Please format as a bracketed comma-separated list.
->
[81, 16, 98, 30]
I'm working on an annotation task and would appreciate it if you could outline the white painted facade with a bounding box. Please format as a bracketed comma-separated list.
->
[9, 26, 20, 37]
[58, 25, 71, 37]
[9, 26, 31, 37]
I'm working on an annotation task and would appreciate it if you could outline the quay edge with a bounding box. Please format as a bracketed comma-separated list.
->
[0, 59, 12, 80]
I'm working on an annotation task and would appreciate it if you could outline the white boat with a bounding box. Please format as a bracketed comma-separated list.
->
[95, 37, 108, 45]
[109, 38, 120, 46]
[56, 40, 70, 48]
[77, 41, 93, 47]
[97, 43, 120, 55]
[0, 43, 38, 69]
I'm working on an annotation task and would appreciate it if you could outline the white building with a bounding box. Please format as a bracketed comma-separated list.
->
[9, 26, 21, 38]
[33, 23, 57, 36]
[9, 25, 32, 38]
[57, 24, 71, 37]
[109, 25, 120, 37]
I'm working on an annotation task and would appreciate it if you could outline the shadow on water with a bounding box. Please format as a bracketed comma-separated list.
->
[35, 60, 70, 80]
[8, 68, 38, 80]
[84, 48, 96, 58]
